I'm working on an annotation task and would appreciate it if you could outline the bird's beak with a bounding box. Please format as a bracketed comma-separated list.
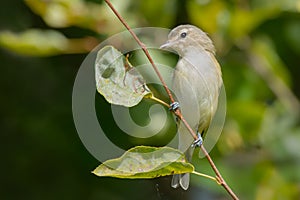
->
[159, 41, 171, 50]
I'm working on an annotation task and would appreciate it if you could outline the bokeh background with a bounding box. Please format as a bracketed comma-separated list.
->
[1, 0, 300, 199]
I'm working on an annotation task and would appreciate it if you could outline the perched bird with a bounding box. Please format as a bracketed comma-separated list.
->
[160, 25, 223, 190]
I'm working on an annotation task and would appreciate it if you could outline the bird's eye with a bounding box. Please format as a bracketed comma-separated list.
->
[180, 32, 187, 38]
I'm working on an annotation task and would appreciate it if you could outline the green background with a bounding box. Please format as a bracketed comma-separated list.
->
[1, 0, 300, 199]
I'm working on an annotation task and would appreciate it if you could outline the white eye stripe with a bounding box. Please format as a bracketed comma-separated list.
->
[180, 28, 188, 33]
[179, 29, 188, 35]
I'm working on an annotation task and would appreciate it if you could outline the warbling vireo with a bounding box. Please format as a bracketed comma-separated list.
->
[160, 25, 223, 190]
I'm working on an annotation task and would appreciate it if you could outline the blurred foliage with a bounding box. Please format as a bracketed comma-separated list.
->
[1, 0, 300, 200]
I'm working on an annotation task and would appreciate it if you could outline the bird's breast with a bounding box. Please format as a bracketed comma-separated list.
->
[172, 49, 222, 131]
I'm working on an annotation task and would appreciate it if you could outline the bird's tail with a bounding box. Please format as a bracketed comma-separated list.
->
[171, 146, 194, 190]
[171, 172, 190, 190]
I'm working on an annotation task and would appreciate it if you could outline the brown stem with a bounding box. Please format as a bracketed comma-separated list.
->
[200, 145, 239, 199]
[103, 1, 175, 100]
[104, 1, 239, 199]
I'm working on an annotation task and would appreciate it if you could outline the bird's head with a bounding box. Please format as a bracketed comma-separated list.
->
[160, 25, 215, 56]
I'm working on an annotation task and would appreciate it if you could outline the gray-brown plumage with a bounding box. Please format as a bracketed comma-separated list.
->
[160, 25, 222, 190]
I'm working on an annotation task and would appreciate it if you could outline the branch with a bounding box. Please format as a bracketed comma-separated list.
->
[146, 95, 170, 108]
[192, 171, 218, 183]
[104, 1, 239, 199]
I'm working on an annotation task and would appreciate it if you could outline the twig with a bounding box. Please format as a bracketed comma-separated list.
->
[200, 145, 238, 199]
[104, 1, 239, 199]
[103, 0, 197, 141]
[192, 171, 218, 182]
[146, 95, 170, 108]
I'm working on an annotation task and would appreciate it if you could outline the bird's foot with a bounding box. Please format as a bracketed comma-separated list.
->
[169, 101, 180, 111]
[191, 132, 203, 148]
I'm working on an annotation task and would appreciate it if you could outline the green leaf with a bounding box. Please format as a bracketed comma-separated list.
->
[92, 146, 194, 179]
[95, 45, 151, 107]
[24, 0, 133, 33]
[0, 29, 68, 56]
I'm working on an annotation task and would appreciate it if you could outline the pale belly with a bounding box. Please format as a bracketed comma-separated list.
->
[172, 54, 221, 134]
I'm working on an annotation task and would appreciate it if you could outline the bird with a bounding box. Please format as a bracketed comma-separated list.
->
[160, 25, 223, 190]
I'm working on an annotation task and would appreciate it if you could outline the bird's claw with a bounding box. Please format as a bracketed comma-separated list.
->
[169, 102, 180, 111]
[191, 132, 203, 148]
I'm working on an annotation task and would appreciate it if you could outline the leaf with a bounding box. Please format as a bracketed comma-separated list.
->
[95, 45, 151, 107]
[92, 146, 194, 179]
[0, 29, 68, 56]
[24, 0, 132, 33]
